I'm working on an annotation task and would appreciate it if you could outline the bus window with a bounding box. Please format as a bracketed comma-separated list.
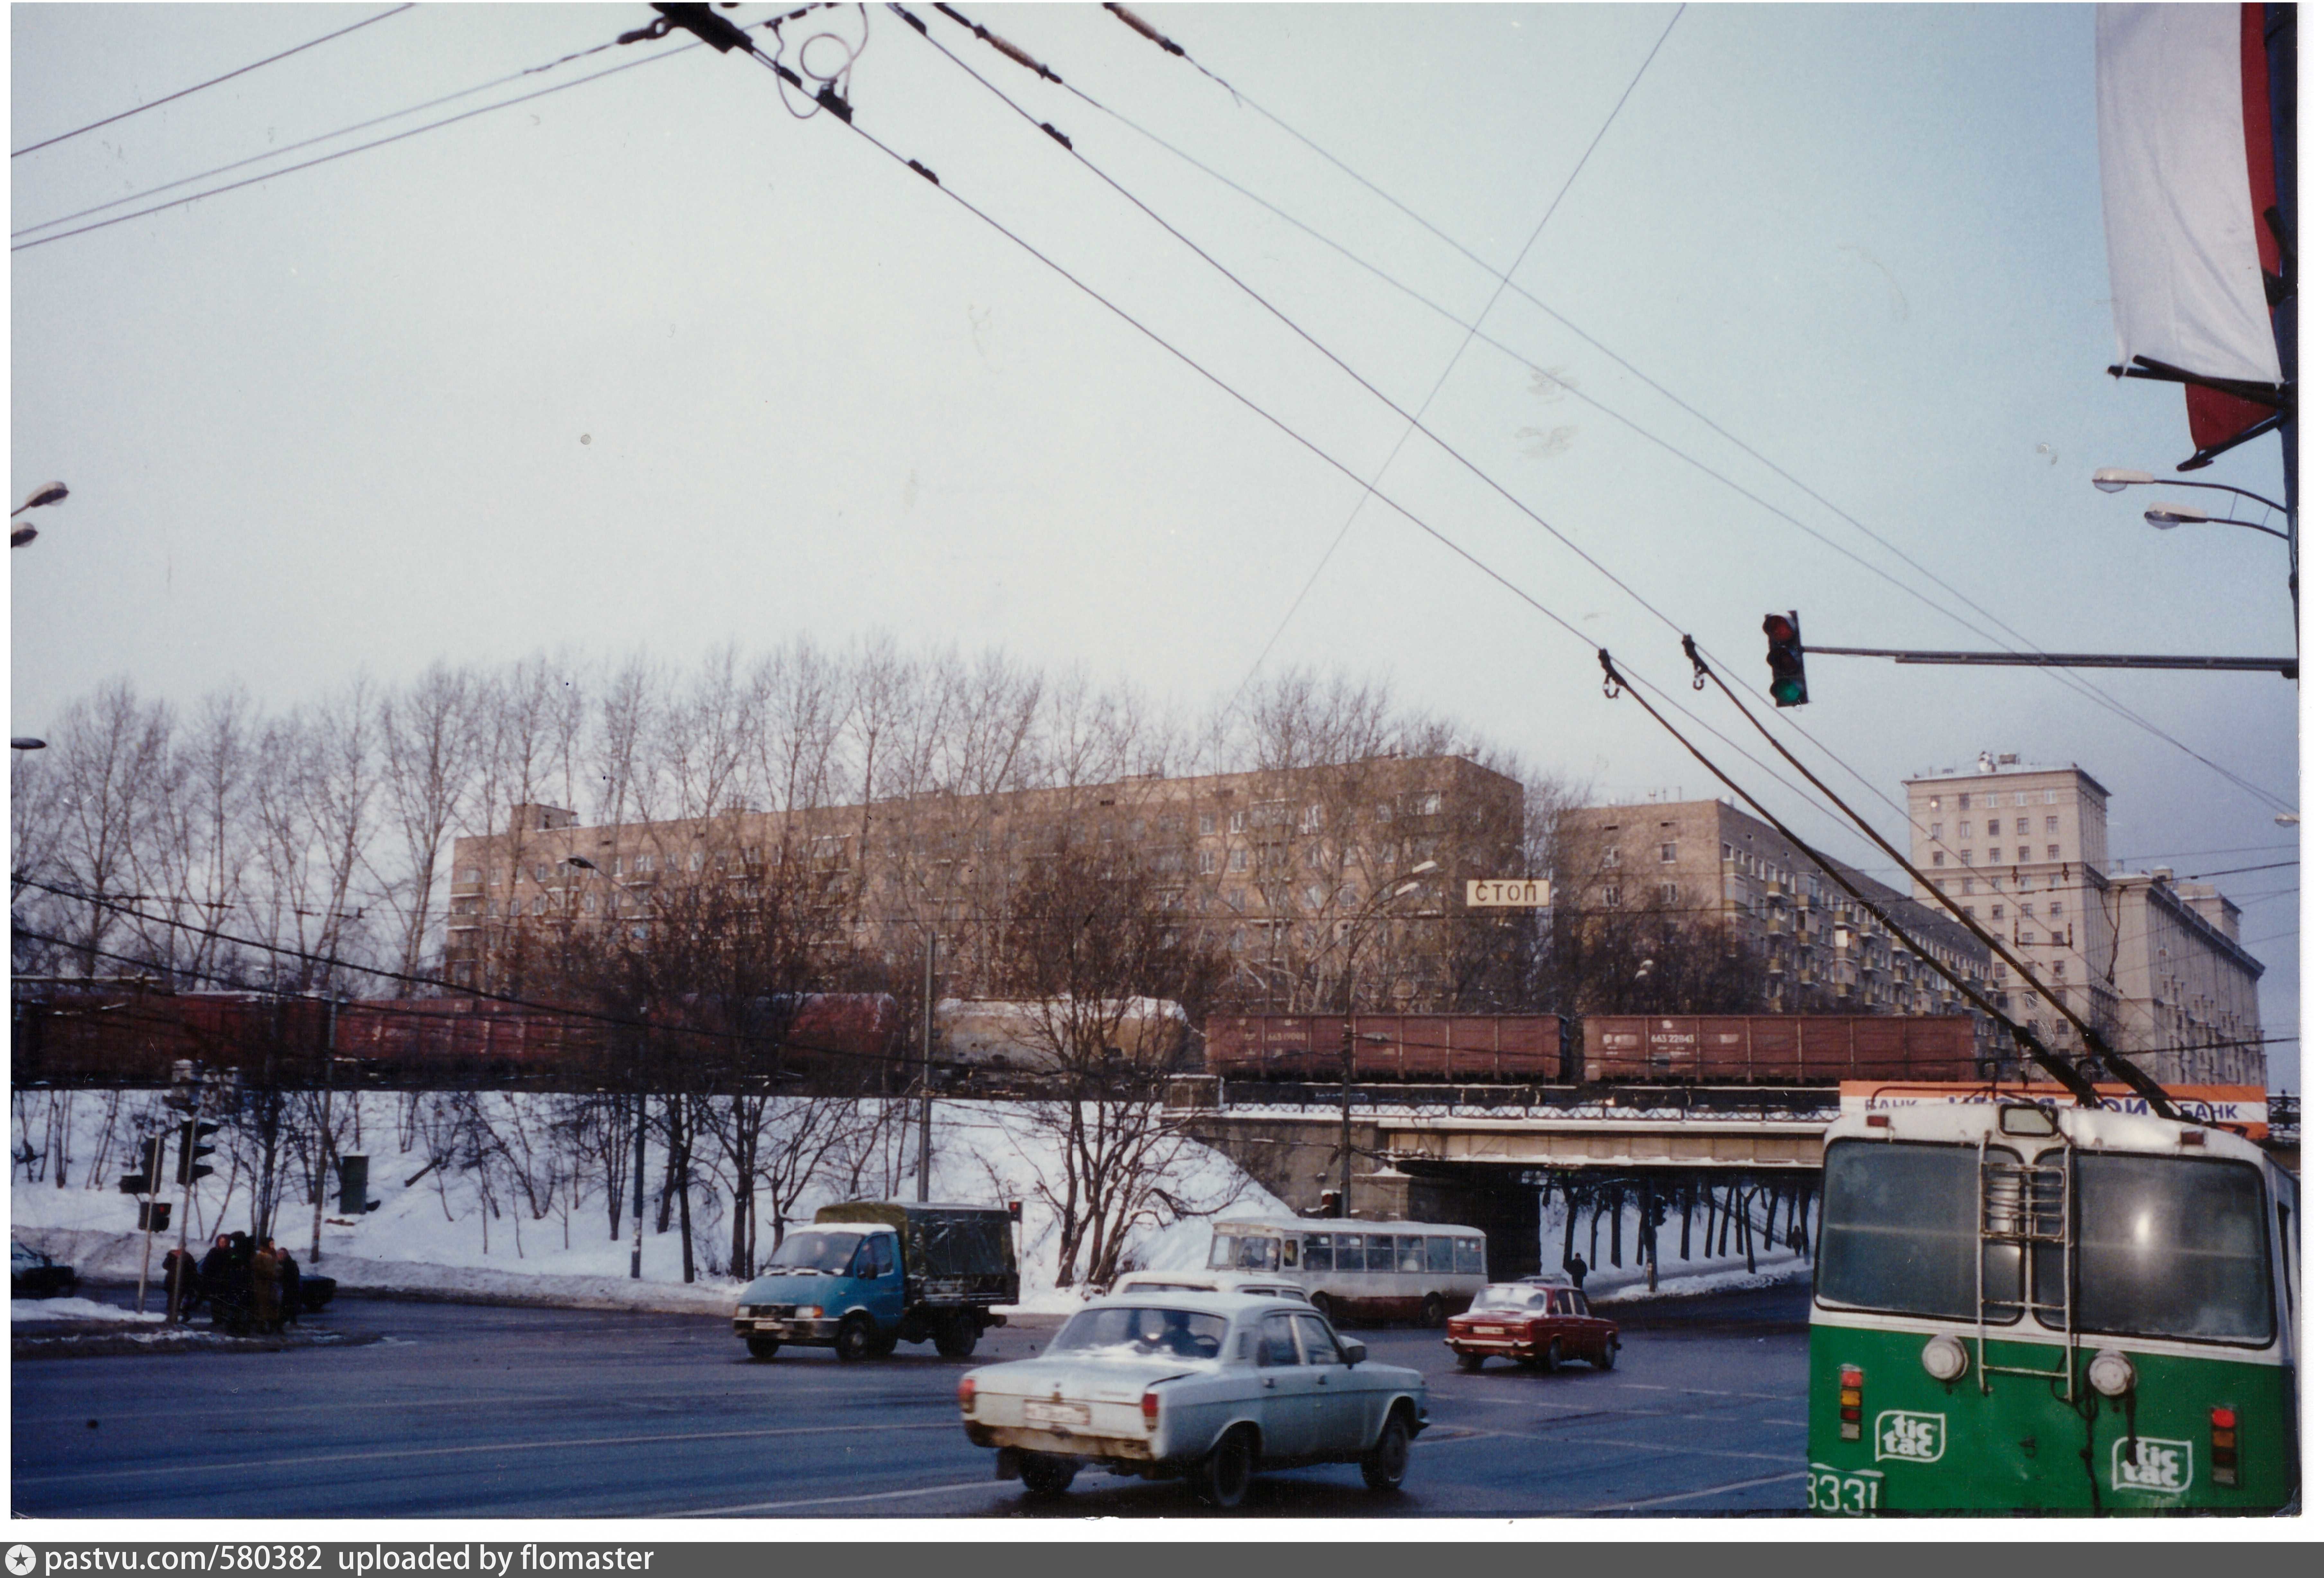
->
[1817, 1140, 1978, 1319]
[1454, 1237, 1485, 1276]
[1302, 1233, 1333, 1271]
[1208, 1232, 1235, 1270]
[1365, 1235, 1396, 1272]
[1209, 1233, 1280, 1272]
[2034, 1155, 2273, 1345]
[1426, 1235, 1457, 1274]
[1396, 1236, 1426, 1273]
[1333, 1233, 1363, 1271]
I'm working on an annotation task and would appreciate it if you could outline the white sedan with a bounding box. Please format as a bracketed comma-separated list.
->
[958, 1291, 1427, 1507]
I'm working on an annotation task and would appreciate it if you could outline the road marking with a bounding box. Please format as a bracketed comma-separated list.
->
[665, 1480, 999, 1517]
[1414, 1428, 1797, 1466]
[1610, 1383, 1791, 1401]
[13, 1421, 958, 1486]
[1572, 1469, 1809, 1513]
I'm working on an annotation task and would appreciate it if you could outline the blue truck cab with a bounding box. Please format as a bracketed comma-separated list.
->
[733, 1201, 1017, 1363]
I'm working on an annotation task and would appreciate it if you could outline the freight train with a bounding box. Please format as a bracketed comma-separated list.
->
[10, 987, 904, 1090]
[1204, 1012, 1985, 1086]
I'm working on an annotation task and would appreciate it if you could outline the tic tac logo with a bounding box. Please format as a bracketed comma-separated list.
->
[1873, 1409, 1946, 1463]
[2112, 1436, 2193, 1495]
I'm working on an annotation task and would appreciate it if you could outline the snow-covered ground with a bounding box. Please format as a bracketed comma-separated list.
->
[11, 1295, 165, 1324]
[10, 1090, 1288, 1316]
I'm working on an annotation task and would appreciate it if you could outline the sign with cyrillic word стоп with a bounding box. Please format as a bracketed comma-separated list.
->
[1465, 879, 1551, 907]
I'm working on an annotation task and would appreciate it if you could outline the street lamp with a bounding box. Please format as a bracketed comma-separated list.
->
[11, 738, 46, 751]
[2142, 504, 2291, 540]
[2097, 466, 2296, 625]
[12, 480, 68, 547]
[1335, 859, 1440, 1219]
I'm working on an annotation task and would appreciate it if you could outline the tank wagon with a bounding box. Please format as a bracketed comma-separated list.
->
[1205, 1012, 1982, 1086]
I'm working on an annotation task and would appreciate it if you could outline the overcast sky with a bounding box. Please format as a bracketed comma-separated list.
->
[9, 3, 2302, 1085]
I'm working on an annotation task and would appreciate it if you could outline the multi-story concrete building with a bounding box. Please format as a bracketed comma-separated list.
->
[441, 755, 1527, 1012]
[1582, 798, 1994, 1022]
[1903, 754, 2263, 1085]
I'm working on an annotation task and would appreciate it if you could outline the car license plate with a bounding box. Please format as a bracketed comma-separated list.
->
[1024, 1401, 1089, 1430]
[1478, 1326, 1506, 1336]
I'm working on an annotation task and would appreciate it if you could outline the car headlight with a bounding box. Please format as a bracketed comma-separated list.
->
[799, 1305, 822, 1320]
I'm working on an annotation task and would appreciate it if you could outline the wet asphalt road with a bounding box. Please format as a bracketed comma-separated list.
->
[12, 1281, 1810, 1520]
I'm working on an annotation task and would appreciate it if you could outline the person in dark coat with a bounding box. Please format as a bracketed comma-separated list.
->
[276, 1245, 302, 1328]
[197, 1235, 237, 1331]
[1564, 1252, 1589, 1292]
[161, 1246, 195, 1324]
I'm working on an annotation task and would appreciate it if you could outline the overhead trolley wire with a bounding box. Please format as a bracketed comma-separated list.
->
[12, 32, 638, 242]
[1092, 4, 2295, 819]
[12, 5, 418, 158]
[11, 35, 705, 254]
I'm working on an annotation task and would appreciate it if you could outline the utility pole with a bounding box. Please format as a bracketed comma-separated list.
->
[631, 1087, 647, 1279]
[917, 932, 934, 1203]
[310, 994, 337, 1265]
[1339, 1018, 1354, 1219]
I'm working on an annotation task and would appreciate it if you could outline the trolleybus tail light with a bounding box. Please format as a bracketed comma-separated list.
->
[2210, 1406, 2239, 1486]
[2178, 1128, 2207, 1146]
[1864, 1114, 1890, 1129]
[2087, 1349, 2137, 1398]
[1838, 1365, 1864, 1440]
[958, 1375, 977, 1414]
[1142, 1389, 1161, 1431]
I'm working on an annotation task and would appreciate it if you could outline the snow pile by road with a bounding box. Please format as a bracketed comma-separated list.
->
[11, 1091, 1287, 1317]
[11, 1296, 165, 1324]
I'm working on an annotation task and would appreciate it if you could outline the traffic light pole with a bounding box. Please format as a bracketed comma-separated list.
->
[1803, 645, 2295, 677]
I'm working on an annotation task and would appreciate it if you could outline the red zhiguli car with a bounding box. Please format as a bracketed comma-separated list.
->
[1444, 1282, 1619, 1372]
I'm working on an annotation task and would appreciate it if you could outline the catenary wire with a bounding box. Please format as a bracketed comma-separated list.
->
[11, 35, 706, 253]
[899, 4, 1939, 852]
[12, 5, 418, 158]
[1093, 4, 2296, 819]
[12, 32, 636, 240]
[925, 9, 2289, 870]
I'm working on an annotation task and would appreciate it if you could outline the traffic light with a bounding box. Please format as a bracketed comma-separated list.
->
[138, 1201, 172, 1233]
[177, 1120, 219, 1186]
[1763, 611, 1809, 707]
[119, 1134, 166, 1194]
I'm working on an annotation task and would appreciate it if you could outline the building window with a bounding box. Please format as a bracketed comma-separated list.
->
[2044, 815, 2059, 834]
[1601, 847, 1621, 868]
[1958, 794, 1971, 810]
[1198, 849, 1218, 875]
[2017, 845, 2030, 861]
[1198, 812, 1215, 835]
[1228, 848, 1249, 873]
[1658, 882, 1679, 904]
[2049, 902, 2064, 917]
[2014, 818, 2028, 836]
[1659, 842, 1678, 864]
[1602, 885, 1620, 907]
[2017, 875, 2032, 891]
[1931, 850, 1945, 866]
[2044, 789, 2058, 804]
[2046, 845, 2059, 860]
[533, 864, 548, 883]
[1987, 820, 2001, 837]
[1986, 793, 2000, 809]
[1988, 848, 2001, 863]
[2050, 931, 2064, 946]
[1419, 792, 1443, 815]
[582, 895, 597, 915]
[1304, 884, 1324, 908]
[531, 896, 546, 915]
[1991, 905, 2003, 919]
[1959, 822, 1971, 839]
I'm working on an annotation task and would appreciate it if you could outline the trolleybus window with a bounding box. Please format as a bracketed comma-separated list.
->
[1396, 1236, 1426, 1273]
[1455, 1237, 1485, 1276]
[1426, 1235, 1457, 1274]
[1209, 1233, 1282, 1272]
[2031, 1154, 2274, 1345]
[1816, 1141, 1979, 1319]
[1365, 1235, 1396, 1272]
[1302, 1232, 1333, 1270]
[1334, 1233, 1363, 1270]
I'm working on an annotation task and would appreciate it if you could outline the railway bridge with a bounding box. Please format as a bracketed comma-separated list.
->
[1182, 1085, 2300, 1287]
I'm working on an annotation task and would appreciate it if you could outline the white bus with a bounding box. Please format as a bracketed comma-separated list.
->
[1206, 1219, 1489, 1326]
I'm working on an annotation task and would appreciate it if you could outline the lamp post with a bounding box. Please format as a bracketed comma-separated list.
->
[570, 854, 646, 1280]
[2095, 467, 2296, 625]
[1335, 860, 1438, 1219]
[11, 480, 67, 547]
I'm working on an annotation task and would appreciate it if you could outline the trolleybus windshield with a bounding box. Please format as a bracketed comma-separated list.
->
[1815, 1141, 1979, 1319]
[2031, 1153, 2275, 1346]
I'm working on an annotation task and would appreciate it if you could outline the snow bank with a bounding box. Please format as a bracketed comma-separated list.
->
[11, 1296, 165, 1325]
[11, 1091, 1287, 1319]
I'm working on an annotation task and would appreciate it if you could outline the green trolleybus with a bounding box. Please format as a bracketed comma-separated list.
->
[1809, 1093, 2297, 1514]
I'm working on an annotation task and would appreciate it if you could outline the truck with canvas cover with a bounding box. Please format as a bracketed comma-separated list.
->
[731, 1201, 1018, 1362]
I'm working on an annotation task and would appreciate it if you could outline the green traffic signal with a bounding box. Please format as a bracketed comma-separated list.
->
[1763, 610, 1809, 707]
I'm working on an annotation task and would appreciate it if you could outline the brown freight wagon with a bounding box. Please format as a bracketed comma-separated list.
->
[1579, 1014, 1980, 1084]
[1205, 1014, 1568, 1082]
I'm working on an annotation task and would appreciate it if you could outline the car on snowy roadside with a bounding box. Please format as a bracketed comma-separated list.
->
[1444, 1281, 1619, 1373]
[11, 1241, 78, 1300]
[958, 1291, 1427, 1508]
[1107, 1269, 1311, 1304]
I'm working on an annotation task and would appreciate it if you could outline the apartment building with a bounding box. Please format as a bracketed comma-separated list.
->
[1583, 798, 1995, 1023]
[441, 754, 1526, 1010]
[1904, 754, 2263, 1085]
